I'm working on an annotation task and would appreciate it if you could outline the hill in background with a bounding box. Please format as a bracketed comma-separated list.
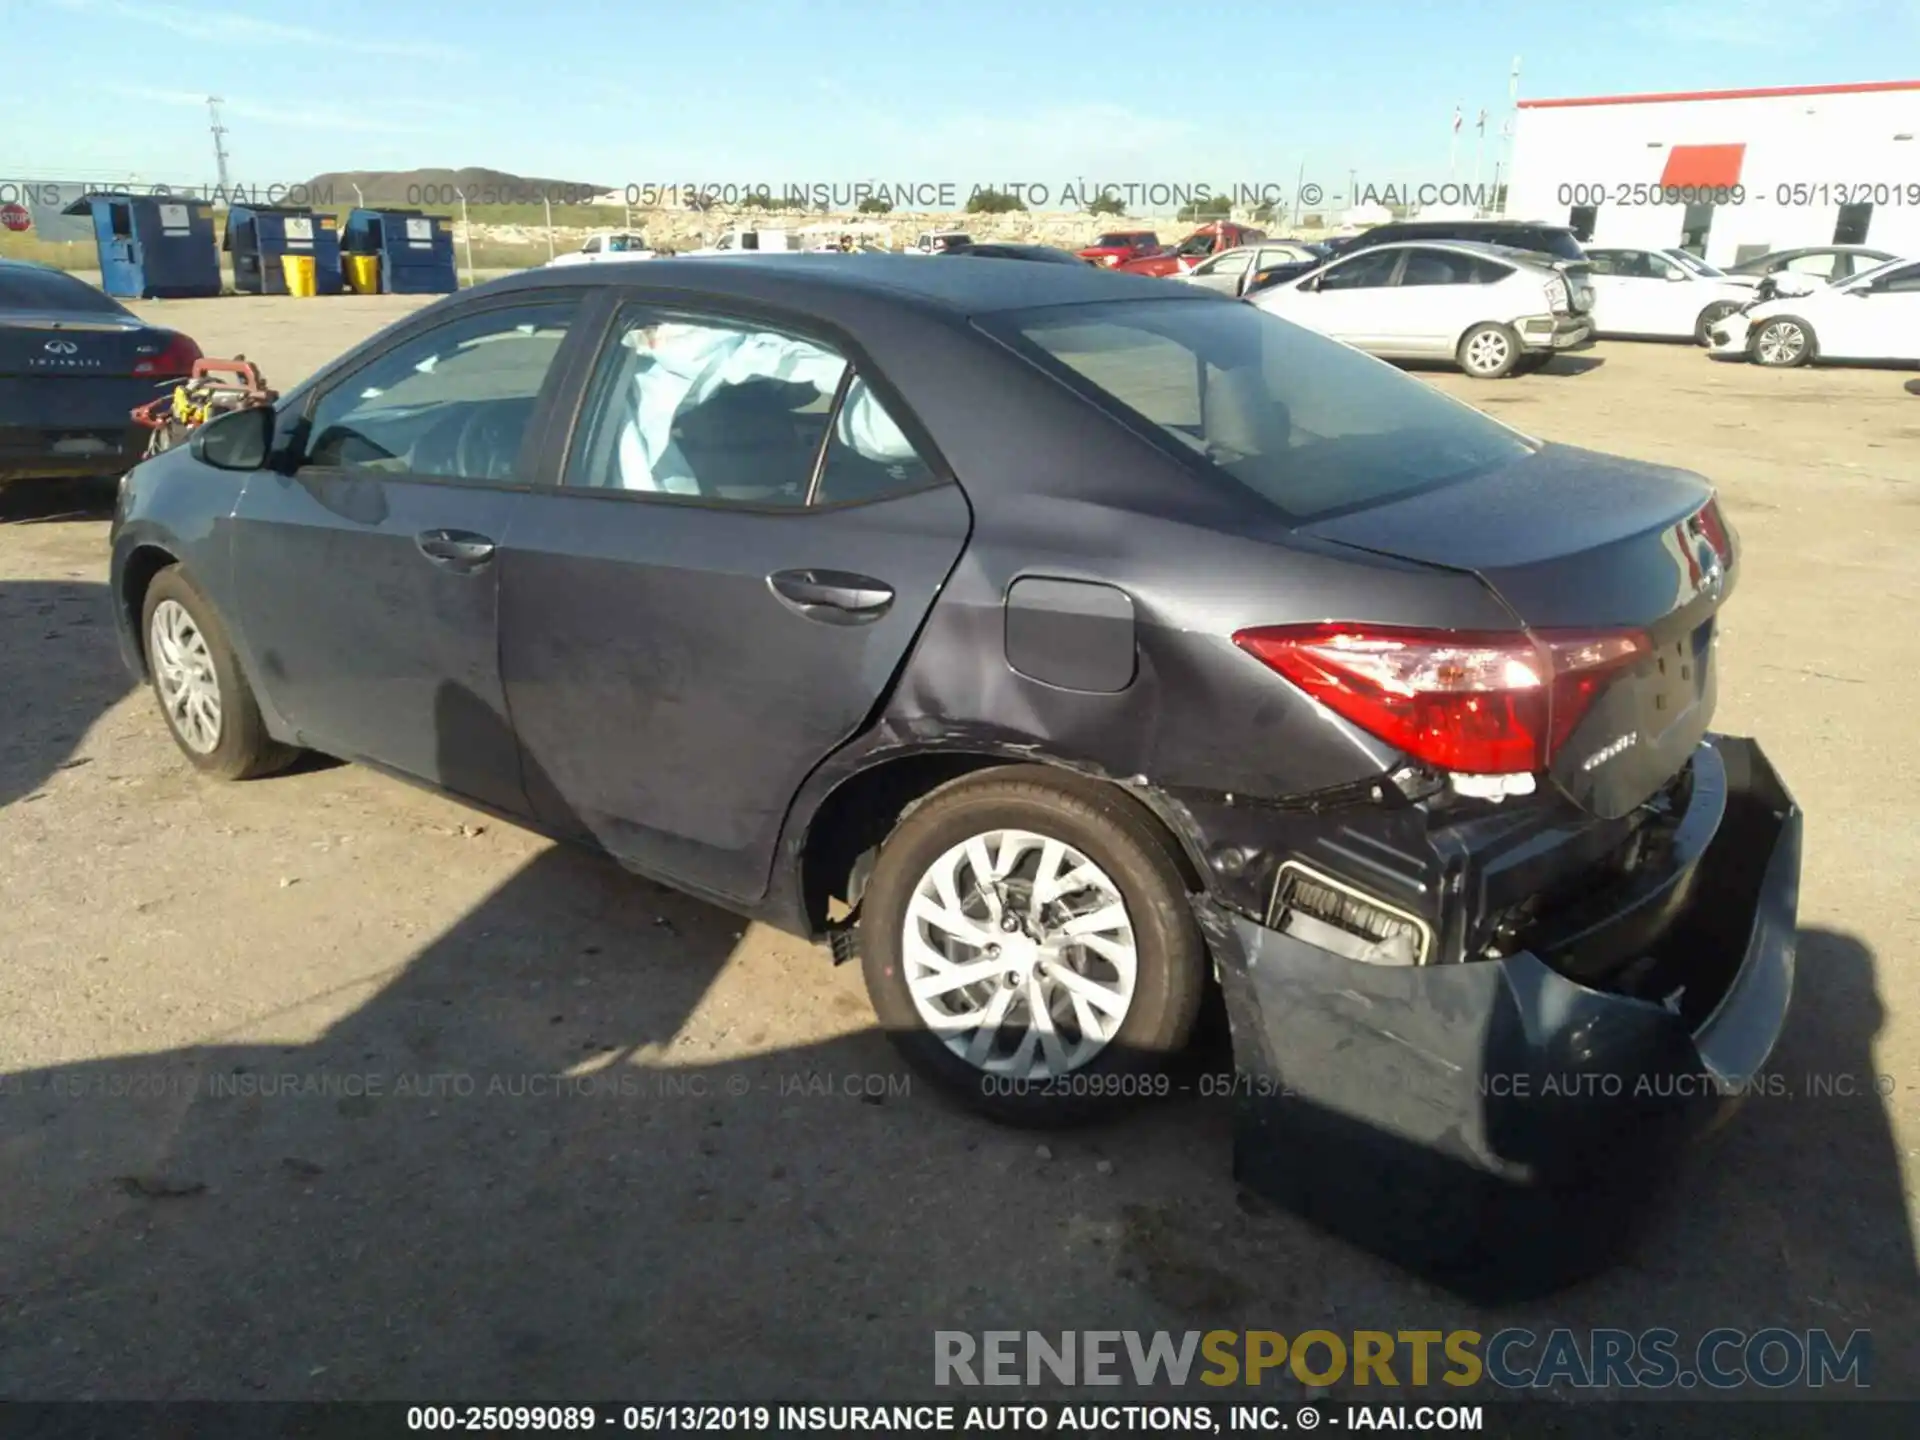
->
[304, 168, 612, 206]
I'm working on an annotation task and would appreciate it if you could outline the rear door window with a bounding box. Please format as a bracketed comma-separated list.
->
[1316, 250, 1400, 290]
[983, 297, 1534, 521]
[1395, 248, 1480, 286]
[564, 308, 939, 509]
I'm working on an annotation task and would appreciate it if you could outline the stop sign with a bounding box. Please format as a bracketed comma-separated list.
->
[0, 202, 30, 233]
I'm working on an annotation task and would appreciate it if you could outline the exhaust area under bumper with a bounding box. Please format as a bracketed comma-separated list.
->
[1200, 734, 1800, 1301]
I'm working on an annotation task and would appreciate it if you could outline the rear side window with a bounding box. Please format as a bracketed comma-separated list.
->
[0, 267, 131, 315]
[985, 298, 1535, 522]
[1395, 249, 1507, 286]
[1318, 251, 1400, 289]
[565, 308, 937, 508]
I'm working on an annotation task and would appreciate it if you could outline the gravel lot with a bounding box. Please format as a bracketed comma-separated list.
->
[2, 294, 1916, 1402]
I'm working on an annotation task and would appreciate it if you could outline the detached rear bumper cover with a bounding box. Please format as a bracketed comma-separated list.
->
[1203, 735, 1798, 1299]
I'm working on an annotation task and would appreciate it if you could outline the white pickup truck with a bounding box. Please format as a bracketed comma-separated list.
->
[547, 231, 655, 267]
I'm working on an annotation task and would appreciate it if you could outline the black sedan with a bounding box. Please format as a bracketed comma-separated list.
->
[110, 255, 1799, 1298]
[1, 258, 202, 488]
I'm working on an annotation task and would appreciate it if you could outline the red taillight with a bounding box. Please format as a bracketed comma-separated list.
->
[1232, 624, 1649, 776]
[1690, 497, 1733, 568]
[134, 332, 202, 378]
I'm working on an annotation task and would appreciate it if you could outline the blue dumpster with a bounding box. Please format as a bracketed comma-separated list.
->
[226, 203, 343, 295]
[342, 207, 458, 294]
[62, 192, 221, 299]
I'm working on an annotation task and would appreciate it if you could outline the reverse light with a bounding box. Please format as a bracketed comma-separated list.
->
[1232, 623, 1650, 776]
[134, 333, 202, 379]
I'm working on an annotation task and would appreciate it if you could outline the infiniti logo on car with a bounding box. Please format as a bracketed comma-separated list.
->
[43, 340, 79, 354]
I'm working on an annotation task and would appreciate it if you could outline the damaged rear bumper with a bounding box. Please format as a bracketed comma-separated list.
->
[1202, 734, 1799, 1300]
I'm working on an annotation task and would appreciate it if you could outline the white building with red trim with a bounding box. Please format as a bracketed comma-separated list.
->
[1508, 80, 1920, 265]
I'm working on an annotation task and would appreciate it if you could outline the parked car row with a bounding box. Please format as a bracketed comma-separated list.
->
[1148, 219, 1917, 379]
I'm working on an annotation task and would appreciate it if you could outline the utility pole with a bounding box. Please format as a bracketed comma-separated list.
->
[206, 96, 232, 192]
[1506, 57, 1522, 212]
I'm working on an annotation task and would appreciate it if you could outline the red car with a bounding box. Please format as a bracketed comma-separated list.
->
[1076, 230, 1164, 268]
[1116, 220, 1269, 277]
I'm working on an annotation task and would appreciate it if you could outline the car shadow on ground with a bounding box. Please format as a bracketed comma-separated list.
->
[0, 681, 1913, 1399]
[0, 579, 135, 813]
[1531, 354, 1607, 377]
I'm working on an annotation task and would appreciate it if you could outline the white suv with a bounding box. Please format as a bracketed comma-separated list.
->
[1251, 241, 1593, 379]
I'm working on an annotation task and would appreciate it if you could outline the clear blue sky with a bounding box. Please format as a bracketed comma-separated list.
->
[5, 0, 1915, 196]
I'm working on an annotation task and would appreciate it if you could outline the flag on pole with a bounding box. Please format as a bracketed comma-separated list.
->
[1453, 107, 1463, 133]
[1477, 109, 1488, 135]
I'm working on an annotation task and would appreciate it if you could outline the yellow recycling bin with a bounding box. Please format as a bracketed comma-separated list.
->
[279, 254, 317, 297]
[344, 254, 381, 295]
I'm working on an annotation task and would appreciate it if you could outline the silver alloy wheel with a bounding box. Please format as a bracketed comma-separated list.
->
[1464, 327, 1512, 375]
[1755, 320, 1806, 365]
[902, 828, 1138, 1078]
[149, 598, 222, 754]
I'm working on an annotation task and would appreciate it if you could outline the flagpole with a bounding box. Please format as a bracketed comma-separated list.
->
[1449, 104, 1460, 180]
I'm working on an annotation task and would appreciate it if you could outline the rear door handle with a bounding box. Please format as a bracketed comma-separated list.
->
[415, 528, 497, 569]
[768, 568, 894, 624]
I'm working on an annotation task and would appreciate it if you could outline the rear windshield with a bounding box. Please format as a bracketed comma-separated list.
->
[0, 267, 130, 315]
[984, 299, 1535, 521]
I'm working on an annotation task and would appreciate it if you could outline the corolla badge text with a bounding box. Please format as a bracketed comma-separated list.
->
[1580, 732, 1639, 772]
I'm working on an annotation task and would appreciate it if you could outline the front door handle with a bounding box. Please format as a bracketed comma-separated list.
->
[768, 568, 894, 624]
[416, 528, 497, 570]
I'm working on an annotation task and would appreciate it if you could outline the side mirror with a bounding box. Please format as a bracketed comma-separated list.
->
[1668, 270, 1690, 281]
[190, 405, 274, 471]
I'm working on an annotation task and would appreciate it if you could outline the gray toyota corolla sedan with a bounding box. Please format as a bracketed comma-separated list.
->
[109, 255, 1800, 1298]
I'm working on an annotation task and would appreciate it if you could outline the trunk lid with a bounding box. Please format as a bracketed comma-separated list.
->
[0, 313, 174, 379]
[1300, 443, 1729, 819]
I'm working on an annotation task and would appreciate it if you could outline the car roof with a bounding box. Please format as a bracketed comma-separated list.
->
[1333, 238, 1546, 265]
[1374, 219, 1572, 233]
[1754, 245, 1892, 258]
[492, 251, 1206, 314]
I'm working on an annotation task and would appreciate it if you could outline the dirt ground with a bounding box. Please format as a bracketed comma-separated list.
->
[2, 294, 1917, 1403]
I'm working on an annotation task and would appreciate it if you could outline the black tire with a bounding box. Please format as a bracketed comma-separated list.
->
[140, 566, 297, 780]
[1694, 301, 1742, 347]
[1750, 315, 1815, 368]
[859, 767, 1207, 1126]
[1457, 322, 1522, 379]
